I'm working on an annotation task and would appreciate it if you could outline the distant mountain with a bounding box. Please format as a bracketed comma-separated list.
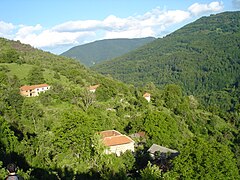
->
[92, 11, 240, 95]
[61, 37, 156, 66]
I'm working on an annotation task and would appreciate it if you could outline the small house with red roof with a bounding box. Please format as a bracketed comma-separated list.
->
[89, 84, 100, 93]
[20, 84, 50, 97]
[130, 131, 146, 139]
[143, 92, 151, 102]
[99, 130, 134, 156]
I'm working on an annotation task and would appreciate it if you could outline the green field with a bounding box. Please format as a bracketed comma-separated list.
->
[1, 63, 70, 85]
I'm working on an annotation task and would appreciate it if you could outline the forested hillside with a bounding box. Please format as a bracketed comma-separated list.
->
[61, 37, 155, 67]
[93, 11, 240, 96]
[0, 34, 239, 179]
[92, 12, 240, 147]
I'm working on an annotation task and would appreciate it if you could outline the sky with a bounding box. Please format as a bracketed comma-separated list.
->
[0, 0, 239, 54]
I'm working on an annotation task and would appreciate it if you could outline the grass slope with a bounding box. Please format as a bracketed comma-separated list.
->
[1, 63, 71, 85]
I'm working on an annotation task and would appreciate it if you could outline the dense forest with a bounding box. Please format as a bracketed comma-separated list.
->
[61, 37, 155, 67]
[0, 12, 240, 180]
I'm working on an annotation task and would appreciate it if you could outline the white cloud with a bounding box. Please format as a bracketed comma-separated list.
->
[53, 20, 102, 32]
[188, 1, 224, 16]
[0, 21, 15, 37]
[16, 24, 42, 38]
[103, 9, 190, 39]
[16, 29, 95, 48]
[104, 27, 155, 39]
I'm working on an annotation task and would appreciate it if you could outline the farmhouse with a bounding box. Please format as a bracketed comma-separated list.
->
[20, 84, 50, 97]
[143, 92, 151, 102]
[130, 131, 146, 139]
[99, 130, 134, 156]
[89, 84, 100, 93]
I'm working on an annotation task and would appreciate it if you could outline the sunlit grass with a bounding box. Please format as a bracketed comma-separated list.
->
[1, 63, 71, 85]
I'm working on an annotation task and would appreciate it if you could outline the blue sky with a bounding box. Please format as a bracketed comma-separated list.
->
[0, 0, 239, 54]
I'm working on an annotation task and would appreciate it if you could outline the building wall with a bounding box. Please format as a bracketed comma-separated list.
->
[20, 90, 30, 97]
[145, 96, 150, 102]
[35, 86, 50, 95]
[20, 89, 37, 97]
[105, 142, 134, 156]
[20, 86, 50, 97]
[89, 89, 96, 93]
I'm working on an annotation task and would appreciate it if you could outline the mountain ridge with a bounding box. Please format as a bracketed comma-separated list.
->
[61, 37, 156, 66]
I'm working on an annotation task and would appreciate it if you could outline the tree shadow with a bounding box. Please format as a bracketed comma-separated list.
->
[29, 166, 100, 180]
[30, 168, 59, 180]
[2, 151, 30, 172]
[57, 167, 100, 180]
[9, 125, 24, 141]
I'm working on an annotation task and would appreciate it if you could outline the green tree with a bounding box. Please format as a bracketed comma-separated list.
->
[81, 89, 96, 111]
[121, 150, 135, 172]
[50, 110, 95, 173]
[0, 48, 19, 63]
[140, 161, 162, 180]
[144, 111, 185, 147]
[21, 98, 44, 134]
[163, 84, 183, 111]
[168, 137, 240, 179]
[27, 66, 45, 85]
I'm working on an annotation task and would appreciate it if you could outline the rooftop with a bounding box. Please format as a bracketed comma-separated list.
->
[148, 144, 178, 154]
[102, 135, 134, 146]
[89, 84, 100, 90]
[143, 92, 151, 97]
[20, 84, 50, 91]
[130, 131, 146, 138]
[99, 130, 134, 146]
[100, 130, 121, 138]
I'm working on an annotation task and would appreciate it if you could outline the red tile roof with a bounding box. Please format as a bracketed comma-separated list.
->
[143, 92, 151, 97]
[89, 84, 100, 90]
[20, 84, 49, 91]
[99, 130, 134, 146]
[136, 131, 146, 137]
[100, 130, 121, 138]
[102, 135, 134, 146]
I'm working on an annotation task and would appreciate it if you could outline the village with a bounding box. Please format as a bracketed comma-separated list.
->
[19, 83, 179, 167]
[1, 6, 240, 178]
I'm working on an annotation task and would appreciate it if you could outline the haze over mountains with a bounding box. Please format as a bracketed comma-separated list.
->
[61, 37, 155, 66]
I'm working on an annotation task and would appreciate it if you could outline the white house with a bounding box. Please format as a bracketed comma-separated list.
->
[143, 92, 151, 102]
[89, 84, 100, 93]
[20, 84, 50, 97]
[99, 130, 135, 156]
